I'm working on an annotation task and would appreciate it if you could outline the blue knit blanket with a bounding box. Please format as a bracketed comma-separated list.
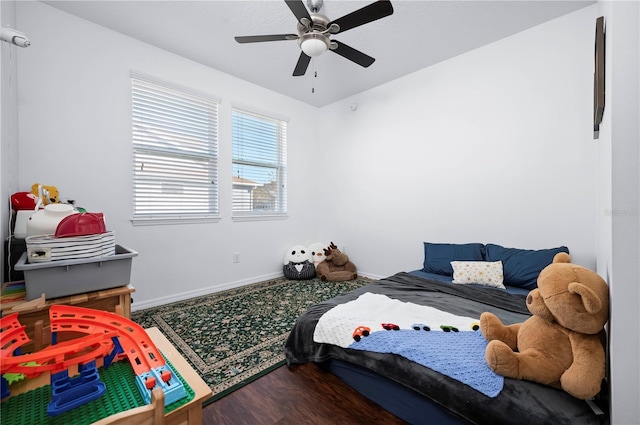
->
[313, 292, 503, 397]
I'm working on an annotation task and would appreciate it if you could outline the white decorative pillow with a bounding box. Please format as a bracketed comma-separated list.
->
[450, 261, 506, 289]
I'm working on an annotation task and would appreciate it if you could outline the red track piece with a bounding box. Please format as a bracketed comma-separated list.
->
[1, 333, 115, 377]
[0, 311, 116, 377]
[49, 305, 168, 377]
[1, 306, 186, 411]
[1, 306, 172, 389]
[0, 313, 30, 365]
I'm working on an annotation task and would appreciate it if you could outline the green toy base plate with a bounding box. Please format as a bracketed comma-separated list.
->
[1, 356, 194, 425]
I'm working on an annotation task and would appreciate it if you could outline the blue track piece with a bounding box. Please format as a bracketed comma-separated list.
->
[47, 360, 106, 416]
[135, 364, 187, 406]
[103, 336, 124, 367]
[1, 376, 9, 399]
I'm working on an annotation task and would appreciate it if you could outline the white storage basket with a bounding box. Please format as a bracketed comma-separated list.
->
[25, 231, 116, 263]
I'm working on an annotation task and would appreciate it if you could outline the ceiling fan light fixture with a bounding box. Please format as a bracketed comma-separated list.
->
[300, 33, 329, 57]
[235, 0, 395, 76]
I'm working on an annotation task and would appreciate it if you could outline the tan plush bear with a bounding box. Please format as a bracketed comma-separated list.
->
[479, 252, 609, 400]
[31, 183, 60, 205]
[316, 242, 358, 282]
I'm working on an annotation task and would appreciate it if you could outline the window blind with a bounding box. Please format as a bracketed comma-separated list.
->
[232, 108, 287, 216]
[132, 75, 219, 222]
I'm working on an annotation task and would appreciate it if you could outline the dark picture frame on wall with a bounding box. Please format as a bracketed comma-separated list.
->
[593, 16, 605, 139]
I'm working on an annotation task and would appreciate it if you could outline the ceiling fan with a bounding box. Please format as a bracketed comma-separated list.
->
[234, 0, 394, 76]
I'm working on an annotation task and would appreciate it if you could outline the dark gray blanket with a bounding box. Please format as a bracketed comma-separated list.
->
[284, 272, 606, 425]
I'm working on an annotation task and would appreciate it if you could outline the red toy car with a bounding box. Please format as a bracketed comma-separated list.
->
[352, 326, 371, 342]
[381, 323, 400, 331]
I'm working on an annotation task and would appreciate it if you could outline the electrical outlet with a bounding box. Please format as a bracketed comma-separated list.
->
[233, 252, 240, 263]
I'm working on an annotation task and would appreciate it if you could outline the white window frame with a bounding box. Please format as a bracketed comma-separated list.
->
[131, 73, 220, 225]
[231, 106, 288, 221]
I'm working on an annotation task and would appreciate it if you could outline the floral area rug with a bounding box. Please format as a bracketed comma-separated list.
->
[131, 276, 371, 405]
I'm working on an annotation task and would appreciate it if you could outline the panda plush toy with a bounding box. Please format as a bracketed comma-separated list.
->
[307, 242, 327, 269]
[283, 245, 316, 280]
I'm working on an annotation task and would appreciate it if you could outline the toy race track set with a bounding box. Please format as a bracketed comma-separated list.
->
[1, 305, 189, 422]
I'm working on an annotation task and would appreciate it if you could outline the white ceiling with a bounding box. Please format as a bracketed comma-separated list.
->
[42, 0, 595, 107]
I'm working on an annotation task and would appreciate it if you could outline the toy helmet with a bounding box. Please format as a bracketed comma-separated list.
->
[55, 212, 106, 238]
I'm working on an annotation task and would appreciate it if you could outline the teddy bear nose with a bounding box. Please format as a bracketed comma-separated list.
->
[527, 294, 533, 305]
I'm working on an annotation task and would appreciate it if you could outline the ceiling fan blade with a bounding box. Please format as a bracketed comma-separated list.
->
[329, 0, 394, 34]
[284, 0, 312, 24]
[235, 34, 297, 43]
[293, 52, 311, 76]
[331, 41, 375, 68]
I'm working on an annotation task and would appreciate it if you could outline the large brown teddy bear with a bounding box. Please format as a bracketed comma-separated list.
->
[316, 242, 358, 282]
[479, 252, 608, 400]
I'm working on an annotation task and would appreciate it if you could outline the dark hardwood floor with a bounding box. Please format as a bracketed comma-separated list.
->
[202, 363, 409, 425]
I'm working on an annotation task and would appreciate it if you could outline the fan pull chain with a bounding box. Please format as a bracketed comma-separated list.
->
[312, 59, 317, 94]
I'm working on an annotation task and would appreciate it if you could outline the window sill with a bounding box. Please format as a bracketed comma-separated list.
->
[131, 216, 221, 226]
[231, 214, 288, 222]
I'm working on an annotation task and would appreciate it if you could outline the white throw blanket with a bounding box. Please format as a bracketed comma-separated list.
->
[312, 292, 505, 397]
[313, 292, 478, 347]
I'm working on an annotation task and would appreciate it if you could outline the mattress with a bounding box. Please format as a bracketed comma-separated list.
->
[284, 272, 608, 425]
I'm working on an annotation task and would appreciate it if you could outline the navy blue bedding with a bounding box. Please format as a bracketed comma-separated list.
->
[409, 269, 531, 296]
[284, 272, 607, 425]
[320, 359, 469, 425]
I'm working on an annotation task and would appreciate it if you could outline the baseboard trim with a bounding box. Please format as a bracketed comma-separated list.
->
[358, 271, 384, 280]
[131, 270, 379, 311]
[131, 271, 284, 311]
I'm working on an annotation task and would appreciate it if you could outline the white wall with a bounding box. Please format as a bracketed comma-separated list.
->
[316, 6, 598, 278]
[0, 1, 20, 280]
[596, 1, 640, 424]
[5, 0, 639, 423]
[15, 1, 321, 308]
[10, 1, 603, 302]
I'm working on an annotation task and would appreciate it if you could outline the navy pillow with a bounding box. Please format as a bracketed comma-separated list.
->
[422, 242, 486, 276]
[485, 244, 569, 290]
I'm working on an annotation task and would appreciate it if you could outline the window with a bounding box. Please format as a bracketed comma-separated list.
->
[232, 108, 287, 218]
[131, 74, 219, 224]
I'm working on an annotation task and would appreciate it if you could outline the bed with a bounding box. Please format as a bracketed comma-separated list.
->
[284, 243, 609, 425]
